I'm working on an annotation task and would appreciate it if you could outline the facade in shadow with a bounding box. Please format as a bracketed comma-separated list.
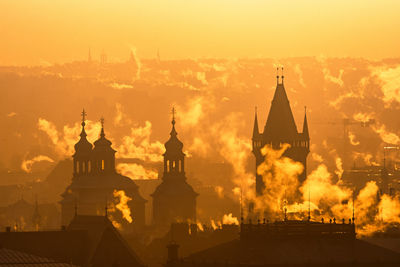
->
[165, 219, 400, 266]
[252, 73, 310, 196]
[151, 111, 198, 226]
[60, 111, 146, 230]
[0, 214, 145, 267]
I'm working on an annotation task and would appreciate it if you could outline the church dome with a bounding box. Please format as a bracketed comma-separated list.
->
[164, 118, 184, 156]
[73, 110, 93, 157]
[74, 121, 93, 152]
[93, 118, 116, 152]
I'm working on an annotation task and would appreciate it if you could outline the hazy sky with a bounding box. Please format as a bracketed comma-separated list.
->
[1, 0, 399, 65]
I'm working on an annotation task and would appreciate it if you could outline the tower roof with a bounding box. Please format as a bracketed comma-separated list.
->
[263, 78, 298, 141]
[302, 107, 309, 139]
[74, 109, 93, 156]
[93, 117, 115, 152]
[252, 107, 259, 139]
[164, 108, 184, 156]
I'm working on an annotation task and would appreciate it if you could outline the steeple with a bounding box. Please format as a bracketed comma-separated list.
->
[93, 117, 116, 174]
[303, 106, 309, 139]
[163, 107, 185, 177]
[252, 107, 259, 138]
[73, 109, 93, 176]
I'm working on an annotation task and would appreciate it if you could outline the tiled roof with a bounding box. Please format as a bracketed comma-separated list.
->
[0, 247, 77, 266]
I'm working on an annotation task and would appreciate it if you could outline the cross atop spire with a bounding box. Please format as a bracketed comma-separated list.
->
[81, 109, 87, 125]
[171, 106, 176, 125]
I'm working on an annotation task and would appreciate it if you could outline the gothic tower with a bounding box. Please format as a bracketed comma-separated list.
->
[151, 108, 198, 226]
[252, 71, 310, 196]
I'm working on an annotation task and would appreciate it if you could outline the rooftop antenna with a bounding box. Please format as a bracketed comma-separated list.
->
[284, 189, 287, 221]
[352, 191, 355, 224]
[240, 184, 243, 225]
[105, 197, 108, 218]
[308, 187, 311, 222]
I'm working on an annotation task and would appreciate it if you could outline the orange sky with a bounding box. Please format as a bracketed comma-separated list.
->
[1, 0, 399, 65]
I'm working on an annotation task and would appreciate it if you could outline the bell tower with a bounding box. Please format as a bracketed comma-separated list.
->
[163, 107, 185, 177]
[92, 117, 116, 174]
[73, 109, 93, 177]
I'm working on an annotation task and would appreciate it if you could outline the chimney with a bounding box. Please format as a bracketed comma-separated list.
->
[190, 224, 197, 237]
[167, 242, 180, 264]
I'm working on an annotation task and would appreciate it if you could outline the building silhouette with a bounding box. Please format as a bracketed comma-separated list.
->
[0, 215, 145, 267]
[167, 219, 400, 266]
[151, 109, 198, 226]
[60, 111, 146, 229]
[252, 71, 310, 196]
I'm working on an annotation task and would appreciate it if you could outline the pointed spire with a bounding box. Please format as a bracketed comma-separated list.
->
[100, 116, 105, 138]
[252, 106, 259, 138]
[170, 107, 177, 137]
[80, 109, 87, 138]
[303, 106, 309, 139]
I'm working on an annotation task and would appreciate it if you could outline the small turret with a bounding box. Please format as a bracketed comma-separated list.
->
[252, 107, 259, 139]
[303, 106, 309, 140]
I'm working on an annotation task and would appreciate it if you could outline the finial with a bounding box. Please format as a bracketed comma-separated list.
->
[171, 106, 176, 125]
[81, 109, 87, 127]
[276, 67, 279, 84]
[281, 67, 284, 83]
[304, 106, 307, 114]
[100, 117, 105, 137]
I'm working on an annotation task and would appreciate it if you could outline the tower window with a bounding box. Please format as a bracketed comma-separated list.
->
[167, 160, 170, 172]
[101, 160, 105, 171]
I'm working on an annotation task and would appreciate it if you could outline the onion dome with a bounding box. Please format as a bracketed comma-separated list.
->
[73, 109, 92, 155]
[93, 117, 115, 152]
[164, 108, 184, 156]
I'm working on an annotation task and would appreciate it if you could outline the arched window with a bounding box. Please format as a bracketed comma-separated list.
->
[167, 160, 170, 172]
[82, 162, 86, 174]
[179, 160, 181, 172]
[101, 160, 105, 171]
[88, 161, 91, 173]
